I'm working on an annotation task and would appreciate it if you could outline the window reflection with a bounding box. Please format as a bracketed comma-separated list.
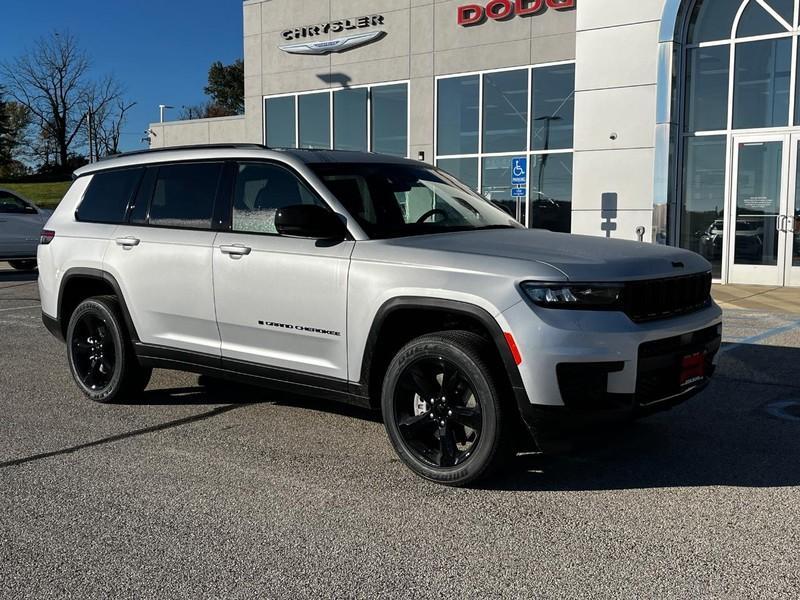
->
[298, 93, 330, 149]
[685, 46, 729, 132]
[733, 38, 791, 130]
[437, 76, 480, 155]
[372, 84, 408, 157]
[681, 136, 726, 279]
[531, 64, 575, 150]
[529, 154, 572, 233]
[482, 70, 528, 153]
[481, 157, 520, 221]
[265, 97, 296, 148]
[437, 158, 479, 192]
[334, 88, 368, 151]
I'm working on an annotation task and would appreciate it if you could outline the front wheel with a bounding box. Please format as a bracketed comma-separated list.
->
[381, 331, 512, 486]
[66, 296, 152, 403]
[8, 259, 36, 271]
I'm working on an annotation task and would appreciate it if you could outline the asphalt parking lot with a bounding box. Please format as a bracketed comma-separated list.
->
[1, 264, 799, 599]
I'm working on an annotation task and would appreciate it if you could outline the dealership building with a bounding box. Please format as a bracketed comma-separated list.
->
[150, 0, 800, 287]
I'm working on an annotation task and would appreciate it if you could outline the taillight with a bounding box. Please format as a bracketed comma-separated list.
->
[40, 229, 55, 245]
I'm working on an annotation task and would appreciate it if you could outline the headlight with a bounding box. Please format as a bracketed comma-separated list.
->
[521, 282, 624, 310]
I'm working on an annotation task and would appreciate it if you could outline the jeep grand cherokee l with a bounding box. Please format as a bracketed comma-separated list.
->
[38, 145, 722, 486]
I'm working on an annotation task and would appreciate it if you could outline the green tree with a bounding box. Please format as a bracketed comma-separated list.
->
[0, 87, 31, 175]
[203, 59, 244, 116]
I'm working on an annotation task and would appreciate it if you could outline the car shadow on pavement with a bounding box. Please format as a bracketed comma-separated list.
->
[488, 342, 800, 492]
[123, 377, 383, 423]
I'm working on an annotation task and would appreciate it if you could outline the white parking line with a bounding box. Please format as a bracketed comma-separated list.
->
[0, 305, 40, 313]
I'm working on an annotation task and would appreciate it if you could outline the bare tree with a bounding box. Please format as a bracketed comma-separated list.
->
[0, 31, 121, 168]
[92, 98, 137, 158]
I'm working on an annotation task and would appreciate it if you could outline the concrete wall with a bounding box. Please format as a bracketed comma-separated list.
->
[572, 0, 667, 242]
[246, 0, 577, 163]
[148, 115, 247, 149]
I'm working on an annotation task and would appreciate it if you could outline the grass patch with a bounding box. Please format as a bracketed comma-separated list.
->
[0, 181, 72, 208]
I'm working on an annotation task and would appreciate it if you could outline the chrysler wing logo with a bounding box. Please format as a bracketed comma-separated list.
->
[280, 31, 386, 55]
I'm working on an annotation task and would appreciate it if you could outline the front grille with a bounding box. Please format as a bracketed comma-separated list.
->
[623, 272, 712, 323]
[636, 325, 721, 405]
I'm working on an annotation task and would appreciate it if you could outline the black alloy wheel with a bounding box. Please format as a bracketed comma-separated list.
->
[394, 356, 483, 468]
[382, 330, 512, 486]
[66, 296, 151, 403]
[70, 312, 116, 392]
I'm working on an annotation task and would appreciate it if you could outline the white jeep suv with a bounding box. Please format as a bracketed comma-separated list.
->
[38, 145, 722, 486]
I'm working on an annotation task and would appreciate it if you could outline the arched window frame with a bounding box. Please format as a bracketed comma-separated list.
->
[655, 0, 800, 279]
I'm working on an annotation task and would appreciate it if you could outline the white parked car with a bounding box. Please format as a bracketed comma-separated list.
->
[0, 188, 52, 271]
[37, 145, 722, 486]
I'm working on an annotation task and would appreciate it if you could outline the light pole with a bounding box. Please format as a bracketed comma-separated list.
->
[159, 104, 174, 123]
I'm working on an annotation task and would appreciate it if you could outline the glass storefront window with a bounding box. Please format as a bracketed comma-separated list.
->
[435, 64, 576, 229]
[771, 0, 795, 24]
[266, 84, 409, 157]
[531, 64, 575, 151]
[529, 153, 573, 234]
[685, 46, 730, 132]
[481, 157, 518, 220]
[265, 96, 296, 148]
[680, 136, 727, 279]
[733, 38, 791, 130]
[737, 1, 786, 38]
[372, 84, 408, 157]
[687, 0, 742, 43]
[298, 93, 330, 150]
[334, 88, 368, 152]
[482, 70, 528, 153]
[437, 76, 479, 156]
[436, 158, 479, 192]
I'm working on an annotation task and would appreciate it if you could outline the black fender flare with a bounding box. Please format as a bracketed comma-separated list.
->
[56, 267, 139, 342]
[357, 296, 528, 403]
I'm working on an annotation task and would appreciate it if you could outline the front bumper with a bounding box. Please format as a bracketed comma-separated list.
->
[497, 299, 723, 438]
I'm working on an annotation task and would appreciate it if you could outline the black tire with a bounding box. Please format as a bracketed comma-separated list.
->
[381, 330, 513, 487]
[66, 295, 152, 403]
[8, 259, 36, 271]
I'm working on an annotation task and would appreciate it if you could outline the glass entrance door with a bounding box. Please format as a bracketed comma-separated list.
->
[728, 135, 791, 286]
[784, 135, 800, 286]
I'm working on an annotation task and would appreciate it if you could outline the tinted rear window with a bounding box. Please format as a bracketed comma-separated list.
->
[148, 162, 223, 229]
[77, 168, 144, 223]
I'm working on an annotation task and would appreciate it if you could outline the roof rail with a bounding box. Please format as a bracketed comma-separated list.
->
[98, 143, 269, 162]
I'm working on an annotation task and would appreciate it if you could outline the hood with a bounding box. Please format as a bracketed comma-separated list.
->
[385, 229, 711, 281]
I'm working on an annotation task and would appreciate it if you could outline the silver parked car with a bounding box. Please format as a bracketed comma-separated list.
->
[0, 188, 52, 271]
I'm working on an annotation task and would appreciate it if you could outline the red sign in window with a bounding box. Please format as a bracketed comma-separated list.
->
[458, 0, 576, 27]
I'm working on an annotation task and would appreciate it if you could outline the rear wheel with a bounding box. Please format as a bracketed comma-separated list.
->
[381, 331, 512, 486]
[8, 259, 36, 271]
[66, 296, 151, 403]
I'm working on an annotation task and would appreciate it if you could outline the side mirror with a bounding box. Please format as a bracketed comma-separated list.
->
[24, 205, 38, 214]
[275, 204, 347, 240]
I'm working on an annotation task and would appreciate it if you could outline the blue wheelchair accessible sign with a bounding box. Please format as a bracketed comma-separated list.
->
[511, 157, 527, 185]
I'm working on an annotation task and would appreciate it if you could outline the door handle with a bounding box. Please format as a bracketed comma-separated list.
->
[115, 237, 140, 247]
[777, 216, 786, 232]
[220, 244, 252, 256]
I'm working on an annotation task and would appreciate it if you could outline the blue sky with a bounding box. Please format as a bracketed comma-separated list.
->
[0, 1, 244, 152]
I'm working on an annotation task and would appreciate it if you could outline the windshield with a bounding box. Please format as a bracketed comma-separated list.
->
[310, 163, 521, 239]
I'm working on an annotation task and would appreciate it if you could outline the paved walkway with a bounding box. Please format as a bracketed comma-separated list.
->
[713, 284, 800, 314]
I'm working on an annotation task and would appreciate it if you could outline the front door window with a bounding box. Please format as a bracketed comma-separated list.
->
[733, 141, 782, 267]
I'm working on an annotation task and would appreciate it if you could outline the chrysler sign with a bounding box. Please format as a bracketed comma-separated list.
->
[458, 0, 575, 26]
[280, 15, 386, 55]
[281, 31, 386, 55]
